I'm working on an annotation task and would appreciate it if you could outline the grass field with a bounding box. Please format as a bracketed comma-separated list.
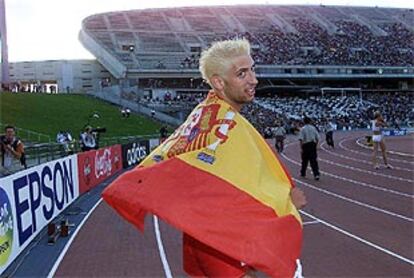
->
[0, 92, 162, 142]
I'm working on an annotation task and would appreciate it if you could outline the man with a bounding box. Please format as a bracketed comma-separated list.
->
[103, 39, 306, 277]
[79, 126, 97, 152]
[299, 117, 320, 180]
[274, 121, 287, 153]
[0, 125, 26, 176]
[325, 119, 335, 149]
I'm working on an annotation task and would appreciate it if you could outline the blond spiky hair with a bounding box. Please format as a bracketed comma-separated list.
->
[199, 39, 251, 86]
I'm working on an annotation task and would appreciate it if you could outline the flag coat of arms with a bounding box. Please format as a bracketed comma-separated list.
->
[103, 91, 303, 277]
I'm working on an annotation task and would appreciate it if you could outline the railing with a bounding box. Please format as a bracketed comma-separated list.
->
[0, 123, 51, 143]
[1, 134, 158, 177]
[99, 134, 158, 146]
[89, 90, 182, 126]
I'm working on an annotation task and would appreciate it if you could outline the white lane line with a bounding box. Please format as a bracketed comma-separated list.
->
[294, 179, 413, 222]
[303, 220, 320, 226]
[338, 138, 414, 165]
[47, 198, 103, 278]
[300, 210, 414, 266]
[356, 137, 414, 158]
[320, 142, 413, 172]
[280, 150, 413, 199]
[317, 156, 413, 183]
[153, 215, 173, 278]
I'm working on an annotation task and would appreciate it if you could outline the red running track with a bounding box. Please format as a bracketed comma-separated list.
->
[51, 131, 414, 277]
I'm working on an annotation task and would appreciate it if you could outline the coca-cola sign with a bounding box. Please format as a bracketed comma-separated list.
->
[77, 145, 123, 194]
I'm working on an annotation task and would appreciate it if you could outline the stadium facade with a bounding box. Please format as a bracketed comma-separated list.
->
[3, 5, 414, 95]
[7, 60, 112, 93]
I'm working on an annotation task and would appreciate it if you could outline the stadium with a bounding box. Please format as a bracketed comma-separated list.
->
[0, 2, 413, 277]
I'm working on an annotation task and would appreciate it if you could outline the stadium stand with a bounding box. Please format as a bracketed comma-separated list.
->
[77, 5, 414, 127]
[240, 91, 414, 135]
[80, 5, 414, 72]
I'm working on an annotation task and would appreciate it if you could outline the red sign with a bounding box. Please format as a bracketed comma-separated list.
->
[77, 145, 123, 194]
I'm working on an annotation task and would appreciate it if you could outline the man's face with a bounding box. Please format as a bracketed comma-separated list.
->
[222, 54, 258, 111]
[5, 128, 15, 141]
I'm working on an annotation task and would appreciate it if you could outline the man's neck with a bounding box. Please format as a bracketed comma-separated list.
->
[213, 89, 242, 112]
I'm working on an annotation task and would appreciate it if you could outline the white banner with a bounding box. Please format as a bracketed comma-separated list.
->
[0, 155, 79, 275]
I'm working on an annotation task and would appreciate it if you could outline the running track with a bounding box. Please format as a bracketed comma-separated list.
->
[15, 131, 414, 277]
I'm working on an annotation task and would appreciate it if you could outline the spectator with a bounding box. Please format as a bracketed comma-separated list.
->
[121, 107, 131, 118]
[57, 130, 74, 155]
[79, 126, 97, 152]
[0, 125, 26, 176]
[121, 107, 126, 117]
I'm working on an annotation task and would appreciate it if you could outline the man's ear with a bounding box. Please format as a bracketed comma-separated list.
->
[210, 75, 225, 91]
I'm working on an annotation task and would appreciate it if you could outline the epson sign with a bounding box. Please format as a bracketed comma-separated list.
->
[122, 141, 149, 168]
[12, 158, 78, 246]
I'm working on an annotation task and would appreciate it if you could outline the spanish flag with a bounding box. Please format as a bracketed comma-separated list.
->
[103, 92, 303, 277]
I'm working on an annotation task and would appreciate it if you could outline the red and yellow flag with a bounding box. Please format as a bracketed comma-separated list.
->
[103, 91, 302, 277]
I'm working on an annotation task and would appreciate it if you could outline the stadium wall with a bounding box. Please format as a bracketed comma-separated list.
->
[7, 60, 114, 93]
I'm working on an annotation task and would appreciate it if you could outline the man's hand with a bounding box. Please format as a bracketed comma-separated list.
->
[5, 144, 14, 152]
[290, 187, 307, 209]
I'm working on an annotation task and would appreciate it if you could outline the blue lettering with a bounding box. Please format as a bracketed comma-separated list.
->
[53, 163, 64, 210]
[13, 176, 32, 246]
[13, 158, 77, 247]
[41, 166, 54, 220]
[28, 172, 41, 233]
[62, 161, 74, 203]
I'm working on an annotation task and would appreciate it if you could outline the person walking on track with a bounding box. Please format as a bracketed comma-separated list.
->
[299, 117, 320, 180]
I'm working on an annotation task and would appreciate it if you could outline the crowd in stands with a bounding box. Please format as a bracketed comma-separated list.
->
[241, 92, 414, 136]
[364, 92, 414, 129]
[120, 90, 206, 111]
[140, 78, 208, 90]
[138, 92, 206, 108]
[182, 22, 413, 68]
[120, 88, 413, 134]
[181, 54, 201, 69]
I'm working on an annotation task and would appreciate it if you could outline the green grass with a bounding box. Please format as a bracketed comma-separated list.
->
[0, 92, 162, 142]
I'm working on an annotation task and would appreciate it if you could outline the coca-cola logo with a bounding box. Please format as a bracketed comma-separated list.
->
[114, 151, 120, 168]
[83, 157, 91, 184]
[95, 149, 112, 178]
[127, 143, 147, 166]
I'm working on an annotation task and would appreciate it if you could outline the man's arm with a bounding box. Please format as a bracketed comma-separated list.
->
[298, 129, 304, 148]
[6, 141, 24, 159]
[315, 127, 320, 145]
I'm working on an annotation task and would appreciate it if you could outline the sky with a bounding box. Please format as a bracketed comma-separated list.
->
[4, 0, 413, 62]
